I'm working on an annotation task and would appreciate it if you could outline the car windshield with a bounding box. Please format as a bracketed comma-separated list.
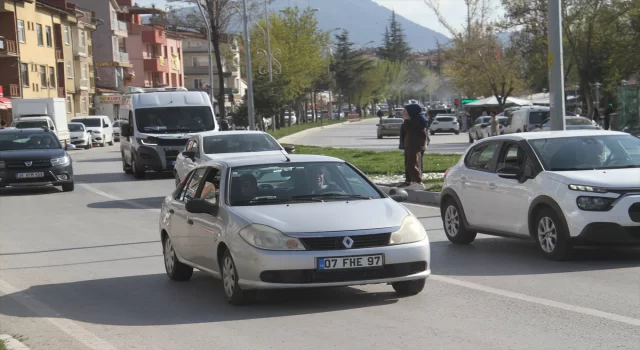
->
[0, 132, 61, 151]
[498, 118, 508, 125]
[227, 162, 383, 206]
[202, 133, 281, 154]
[436, 117, 455, 122]
[72, 118, 101, 127]
[135, 106, 215, 134]
[15, 121, 48, 129]
[68, 123, 85, 132]
[529, 135, 640, 171]
[113, 121, 120, 127]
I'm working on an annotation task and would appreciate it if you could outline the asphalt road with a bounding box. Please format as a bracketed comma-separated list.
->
[1, 145, 639, 350]
[284, 118, 471, 153]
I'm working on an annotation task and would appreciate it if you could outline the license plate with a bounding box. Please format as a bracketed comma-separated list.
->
[16, 172, 44, 179]
[317, 254, 384, 270]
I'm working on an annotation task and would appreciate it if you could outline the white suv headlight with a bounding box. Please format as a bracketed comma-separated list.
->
[238, 224, 305, 251]
[389, 215, 427, 245]
[51, 156, 70, 167]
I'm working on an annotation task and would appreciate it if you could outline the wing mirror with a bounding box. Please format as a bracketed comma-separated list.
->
[496, 166, 521, 179]
[388, 188, 408, 202]
[182, 150, 196, 160]
[284, 145, 296, 153]
[50, 126, 55, 130]
[185, 198, 219, 216]
[120, 123, 132, 137]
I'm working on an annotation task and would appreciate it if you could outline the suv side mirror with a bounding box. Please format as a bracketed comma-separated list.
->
[182, 150, 196, 160]
[497, 166, 521, 179]
[50, 126, 55, 130]
[388, 188, 408, 202]
[185, 198, 218, 216]
[120, 123, 131, 137]
[284, 145, 296, 153]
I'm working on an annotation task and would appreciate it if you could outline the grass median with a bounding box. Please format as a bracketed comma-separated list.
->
[291, 145, 461, 174]
[266, 119, 345, 139]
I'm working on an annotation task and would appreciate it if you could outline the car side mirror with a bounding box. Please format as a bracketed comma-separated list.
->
[388, 188, 408, 202]
[65, 143, 76, 150]
[86, 130, 92, 133]
[376, 124, 379, 126]
[185, 198, 218, 216]
[104, 124, 109, 127]
[182, 150, 196, 160]
[284, 145, 296, 153]
[50, 126, 55, 130]
[120, 124, 131, 137]
[496, 166, 521, 179]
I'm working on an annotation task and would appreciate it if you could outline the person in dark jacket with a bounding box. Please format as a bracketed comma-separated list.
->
[604, 104, 614, 130]
[402, 103, 429, 190]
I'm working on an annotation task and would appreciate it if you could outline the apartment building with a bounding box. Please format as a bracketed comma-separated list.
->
[182, 32, 243, 109]
[67, 5, 97, 116]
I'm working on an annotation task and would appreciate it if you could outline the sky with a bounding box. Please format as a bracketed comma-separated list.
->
[133, 0, 505, 38]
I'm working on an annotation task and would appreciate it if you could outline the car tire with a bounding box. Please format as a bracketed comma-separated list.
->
[108, 138, 114, 146]
[429, 130, 435, 135]
[61, 182, 74, 192]
[392, 278, 426, 296]
[377, 134, 382, 139]
[100, 140, 106, 147]
[131, 156, 145, 179]
[468, 133, 474, 143]
[455, 130, 460, 135]
[442, 198, 477, 244]
[535, 207, 573, 261]
[163, 235, 193, 281]
[122, 153, 133, 175]
[221, 249, 250, 306]
[85, 142, 92, 150]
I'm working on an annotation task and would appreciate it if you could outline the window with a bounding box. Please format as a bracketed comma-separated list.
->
[63, 25, 70, 45]
[81, 64, 87, 79]
[193, 78, 203, 89]
[199, 168, 221, 205]
[79, 30, 86, 49]
[39, 65, 47, 87]
[202, 134, 281, 154]
[180, 168, 206, 202]
[192, 56, 208, 67]
[49, 66, 55, 88]
[36, 24, 43, 46]
[66, 61, 72, 78]
[81, 96, 87, 114]
[17, 20, 25, 43]
[45, 26, 52, 47]
[528, 111, 549, 125]
[497, 144, 535, 177]
[465, 143, 500, 171]
[66, 96, 72, 114]
[20, 63, 29, 87]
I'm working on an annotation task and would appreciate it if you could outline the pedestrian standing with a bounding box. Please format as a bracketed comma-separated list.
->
[604, 104, 614, 130]
[403, 103, 429, 190]
[399, 113, 409, 187]
[593, 107, 600, 126]
[377, 108, 384, 124]
[490, 111, 499, 136]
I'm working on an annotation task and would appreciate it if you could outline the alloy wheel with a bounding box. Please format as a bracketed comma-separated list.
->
[164, 237, 175, 274]
[223, 256, 236, 298]
[537, 216, 557, 253]
[445, 205, 460, 237]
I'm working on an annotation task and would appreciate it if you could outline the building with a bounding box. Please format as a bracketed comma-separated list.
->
[182, 32, 243, 110]
[68, 5, 97, 116]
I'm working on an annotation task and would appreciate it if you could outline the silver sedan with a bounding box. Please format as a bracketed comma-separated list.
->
[160, 154, 431, 305]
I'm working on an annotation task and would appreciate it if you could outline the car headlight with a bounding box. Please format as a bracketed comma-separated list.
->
[389, 215, 427, 245]
[576, 196, 615, 211]
[51, 155, 70, 167]
[238, 224, 305, 251]
[137, 138, 158, 146]
[0, 161, 5, 169]
[568, 184, 607, 193]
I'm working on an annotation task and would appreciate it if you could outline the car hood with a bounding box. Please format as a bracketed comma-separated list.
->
[202, 150, 285, 160]
[70, 131, 88, 137]
[230, 198, 409, 233]
[547, 168, 640, 188]
[0, 148, 65, 160]
[85, 127, 103, 133]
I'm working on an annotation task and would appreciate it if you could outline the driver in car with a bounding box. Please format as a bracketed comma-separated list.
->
[306, 166, 340, 195]
[575, 140, 605, 168]
[237, 174, 259, 202]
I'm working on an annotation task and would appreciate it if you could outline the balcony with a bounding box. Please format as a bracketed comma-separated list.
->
[142, 29, 167, 45]
[112, 20, 128, 37]
[144, 57, 168, 73]
[76, 78, 89, 91]
[57, 87, 65, 98]
[116, 52, 129, 63]
[0, 37, 18, 57]
[74, 46, 87, 57]
[184, 65, 211, 76]
[10, 84, 20, 97]
[56, 49, 63, 61]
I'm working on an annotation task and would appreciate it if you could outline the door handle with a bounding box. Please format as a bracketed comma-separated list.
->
[168, 209, 174, 214]
[489, 182, 497, 189]
[187, 219, 194, 225]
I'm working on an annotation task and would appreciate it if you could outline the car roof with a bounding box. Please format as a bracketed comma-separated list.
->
[193, 130, 274, 138]
[197, 154, 345, 168]
[0, 128, 50, 134]
[477, 129, 628, 142]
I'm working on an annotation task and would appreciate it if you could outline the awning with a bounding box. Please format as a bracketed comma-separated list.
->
[0, 97, 11, 110]
[465, 96, 533, 107]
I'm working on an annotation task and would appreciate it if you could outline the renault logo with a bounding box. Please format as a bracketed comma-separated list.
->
[24, 161, 32, 167]
[342, 236, 354, 249]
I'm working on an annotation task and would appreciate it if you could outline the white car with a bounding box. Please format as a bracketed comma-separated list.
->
[112, 120, 121, 142]
[67, 122, 92, 149]
[173, 130, 295, 186]
[430, 115, 460, 135]
[440, 130, 640, 260]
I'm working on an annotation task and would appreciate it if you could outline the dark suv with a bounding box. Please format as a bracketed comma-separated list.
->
[0, 128, 75, 191]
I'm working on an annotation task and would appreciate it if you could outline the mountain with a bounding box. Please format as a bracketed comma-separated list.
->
[152, 0, 449, 50]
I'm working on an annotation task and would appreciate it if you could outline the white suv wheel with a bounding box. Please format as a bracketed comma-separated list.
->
[445, 205, 460, 237]
[537, 216, 558, 253]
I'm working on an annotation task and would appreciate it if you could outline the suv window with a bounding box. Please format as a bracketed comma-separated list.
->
[466, 143, 500, 171]
[498, 144, 536, 177]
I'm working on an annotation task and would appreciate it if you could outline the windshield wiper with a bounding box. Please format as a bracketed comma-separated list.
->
[293, 193, 372, 200]
[236, 196, 323, 205]
[599, 165, 640, 170]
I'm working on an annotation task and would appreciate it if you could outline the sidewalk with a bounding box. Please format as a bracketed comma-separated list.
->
[0, 335, 29, 350]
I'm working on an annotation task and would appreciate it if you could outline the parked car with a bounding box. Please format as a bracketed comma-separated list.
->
[531, 116, 599, 132]
[0, 128, 75, 191]
[160, 154, 430, 305]
[502, 106, 550, 134]
[112, 120, 121, 142]
[173, 130, 295, 186]
[377, 118, 404, 139]
[468, 116, 507, 142]
[284, 111, 297, 124]
[440, 130, 640, 260]
[430, 115, 460, 135]
[70, 116, 115, 147]
[68, 122, 92, 149]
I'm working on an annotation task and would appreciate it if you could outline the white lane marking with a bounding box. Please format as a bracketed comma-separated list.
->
[0, 279, 119, 350]
[79, 183, 160, 214]
[431, 275, 640, 327]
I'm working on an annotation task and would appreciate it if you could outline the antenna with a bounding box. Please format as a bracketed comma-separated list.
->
[280, 149, 291, 162]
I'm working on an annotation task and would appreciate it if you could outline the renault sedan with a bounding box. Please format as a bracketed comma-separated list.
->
[160, 154, 431, 305]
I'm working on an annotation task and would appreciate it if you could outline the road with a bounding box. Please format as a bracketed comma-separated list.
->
[284, 118, 471, 153]
[1, 145, 639, 350]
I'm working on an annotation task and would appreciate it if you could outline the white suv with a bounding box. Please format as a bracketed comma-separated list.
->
[430, 115, 460, 135]
[440, 130, 640, 260]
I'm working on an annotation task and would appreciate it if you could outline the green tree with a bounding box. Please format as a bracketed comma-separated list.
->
[380, 11, 412, 62]
[332, 29, 374, 110]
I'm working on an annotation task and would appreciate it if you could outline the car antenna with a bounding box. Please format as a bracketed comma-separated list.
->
[280, 149, 291, 162]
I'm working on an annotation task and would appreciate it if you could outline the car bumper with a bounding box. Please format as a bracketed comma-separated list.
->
[70, 137, 90, 146]
[431, 127, 459, 132]
[232, 238, 431, 290]
[0, 165, 74, 188]
[574, 223, 640, 245]
[565, 194, 640, 243]
[136, 145, 183, 171]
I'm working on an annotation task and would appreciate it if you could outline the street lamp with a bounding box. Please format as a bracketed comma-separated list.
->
[241, 0, 256, 130]
[621, 80, 628, 125]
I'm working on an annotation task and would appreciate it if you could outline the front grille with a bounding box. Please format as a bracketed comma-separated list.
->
[300, 232, 391, 251]
[629, 203, 640, 223]
[260, 261, 427, 284]
[156, 138, 189, 146]
[6, 160, 51, 169]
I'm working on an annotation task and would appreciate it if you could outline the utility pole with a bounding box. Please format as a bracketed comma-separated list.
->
[547, 0, 566, 131]
[242, 0, 255, 130]
[265, 0, 276, 131]
[195, 1, 215, 107]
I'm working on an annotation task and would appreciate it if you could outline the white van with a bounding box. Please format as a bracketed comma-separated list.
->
[70, 116, 115, 147]
[118, 88, 218, 179]
[502, 106, 550, 134]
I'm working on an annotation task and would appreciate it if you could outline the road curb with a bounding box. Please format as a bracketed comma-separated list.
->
[0, 335, 29, 350]
[376, 185, 441, 206]
[277, 118, 370, 144]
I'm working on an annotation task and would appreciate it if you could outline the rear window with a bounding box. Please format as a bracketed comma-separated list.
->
[383, 119, 403, 124]
[72, 118, 101, 127]
[436, 117, 455, 122]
